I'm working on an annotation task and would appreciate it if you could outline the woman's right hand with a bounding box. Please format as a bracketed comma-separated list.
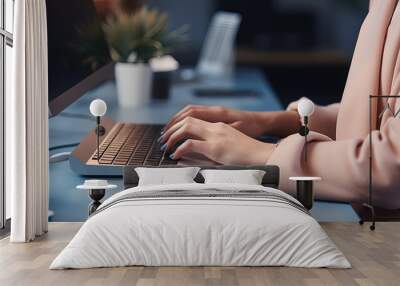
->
[161, 117, 275, 165]
[162, 105, 266, 138]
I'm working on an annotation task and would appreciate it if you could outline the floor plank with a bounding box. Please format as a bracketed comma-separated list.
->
[0, 222, 399, 286]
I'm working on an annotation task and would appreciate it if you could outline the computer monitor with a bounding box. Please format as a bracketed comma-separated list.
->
[46, 0, 113, 117]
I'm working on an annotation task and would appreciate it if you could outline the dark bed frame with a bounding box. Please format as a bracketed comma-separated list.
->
[123, 165, 280, 189]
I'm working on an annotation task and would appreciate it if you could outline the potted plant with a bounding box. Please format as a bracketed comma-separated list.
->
[102, 7, 186, 108]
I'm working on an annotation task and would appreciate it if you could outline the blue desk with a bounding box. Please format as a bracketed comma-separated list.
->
[49, 68, 358, 222]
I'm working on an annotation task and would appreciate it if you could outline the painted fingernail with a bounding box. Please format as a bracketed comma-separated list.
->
[157, 135, 164, 143]
[169, 153, 175, 159]
[160, 129, 165, 135]
[161, 143, 167, 151]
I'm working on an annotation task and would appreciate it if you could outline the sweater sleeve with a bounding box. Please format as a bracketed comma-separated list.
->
[286, 100, 340, 140]
[267, 117, 400, 209]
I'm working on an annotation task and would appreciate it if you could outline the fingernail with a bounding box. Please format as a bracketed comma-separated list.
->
[169, 153, 175, 159]
[157, 135, 164, 143]
[161, 143, 167, 151]
[160, 129, 165, 135]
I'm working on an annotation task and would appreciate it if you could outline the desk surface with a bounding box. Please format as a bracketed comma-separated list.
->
[49, 68, 358, 222]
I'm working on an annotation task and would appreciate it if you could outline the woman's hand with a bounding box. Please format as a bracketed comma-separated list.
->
[160, 117, 276, 165]
[163, 105, 266, 138]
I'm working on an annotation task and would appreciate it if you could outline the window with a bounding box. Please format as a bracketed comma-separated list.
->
[0, 0, 14, 230]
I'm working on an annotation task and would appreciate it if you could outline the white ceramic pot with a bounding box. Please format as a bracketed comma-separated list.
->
[115, 62, 153, 108]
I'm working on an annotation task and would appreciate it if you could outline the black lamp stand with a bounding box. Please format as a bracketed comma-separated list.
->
[95, 116, 106, 163]
[299, 116, 309, 162]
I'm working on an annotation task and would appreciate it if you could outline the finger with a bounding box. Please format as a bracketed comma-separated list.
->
[160, 118, 187, 143]
[161, 115, 204, 143]
[173, 105, 203, 119]
[178, 106, 231, 124]
[286, 101, 299, 112]
[171, 139, 211, 160]
[164, 105, 227, 133]
[163, 105, 204, 131]
[286, 97, 307, 112]
[166, 109, 209, 131]
[230, 121, 245, 132]
[164, 107, 209, 133]
[166, 110, 195, 130]
[164, 118, 211, 151]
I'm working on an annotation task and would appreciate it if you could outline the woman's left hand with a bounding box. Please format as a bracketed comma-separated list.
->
[160, 117, 276, 165]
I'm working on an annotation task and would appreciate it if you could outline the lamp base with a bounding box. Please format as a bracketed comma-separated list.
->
[88, 189, 105, 215]
[289, 177, 321, 211]
[296, 180, 314, 210]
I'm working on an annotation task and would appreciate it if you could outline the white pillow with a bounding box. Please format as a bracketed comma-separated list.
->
[135, 167, 200, 186]
[200, 169, 266, 185]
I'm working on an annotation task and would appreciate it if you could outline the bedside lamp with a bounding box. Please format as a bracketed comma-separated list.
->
[290, 98, 320, 211]
[90, 99, 107, 163]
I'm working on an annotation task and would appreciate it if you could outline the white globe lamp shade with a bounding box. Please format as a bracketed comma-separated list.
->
[297, 98, 315, 117]
[90, 99, 107, 117]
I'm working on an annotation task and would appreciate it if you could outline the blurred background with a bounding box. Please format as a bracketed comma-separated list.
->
[93, 0, 368, 107]
[40, 0, 371, 222]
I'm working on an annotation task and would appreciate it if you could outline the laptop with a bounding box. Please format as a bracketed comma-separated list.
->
[69, 117, 179, 176]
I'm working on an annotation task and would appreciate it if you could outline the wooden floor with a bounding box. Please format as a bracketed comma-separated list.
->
[0, 222, 399, 286]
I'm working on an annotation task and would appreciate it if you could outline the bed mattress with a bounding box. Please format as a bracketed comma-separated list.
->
[50, 183, 350, 269]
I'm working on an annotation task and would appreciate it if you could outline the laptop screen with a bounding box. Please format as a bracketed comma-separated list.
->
[46, 0, 112, 116]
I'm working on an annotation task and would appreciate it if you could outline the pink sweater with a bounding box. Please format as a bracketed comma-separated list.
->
[268, 0, 400, 209]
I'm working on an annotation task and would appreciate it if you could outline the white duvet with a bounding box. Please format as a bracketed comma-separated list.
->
[50, 183, 350, 269]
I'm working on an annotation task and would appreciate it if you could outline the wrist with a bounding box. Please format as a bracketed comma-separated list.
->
[246, 111, 272, 134]
[260, 111, 301, 137]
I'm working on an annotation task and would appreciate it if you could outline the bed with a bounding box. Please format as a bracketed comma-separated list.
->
[50, 166, 350, 269]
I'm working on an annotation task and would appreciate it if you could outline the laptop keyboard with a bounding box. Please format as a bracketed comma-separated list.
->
[89, 123, 177, 166]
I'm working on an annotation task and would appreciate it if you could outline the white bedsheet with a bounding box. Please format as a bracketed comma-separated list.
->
[50, 183, 350, 269]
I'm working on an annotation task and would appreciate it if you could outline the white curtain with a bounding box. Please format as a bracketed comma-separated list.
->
[7, 0, 49, 242]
